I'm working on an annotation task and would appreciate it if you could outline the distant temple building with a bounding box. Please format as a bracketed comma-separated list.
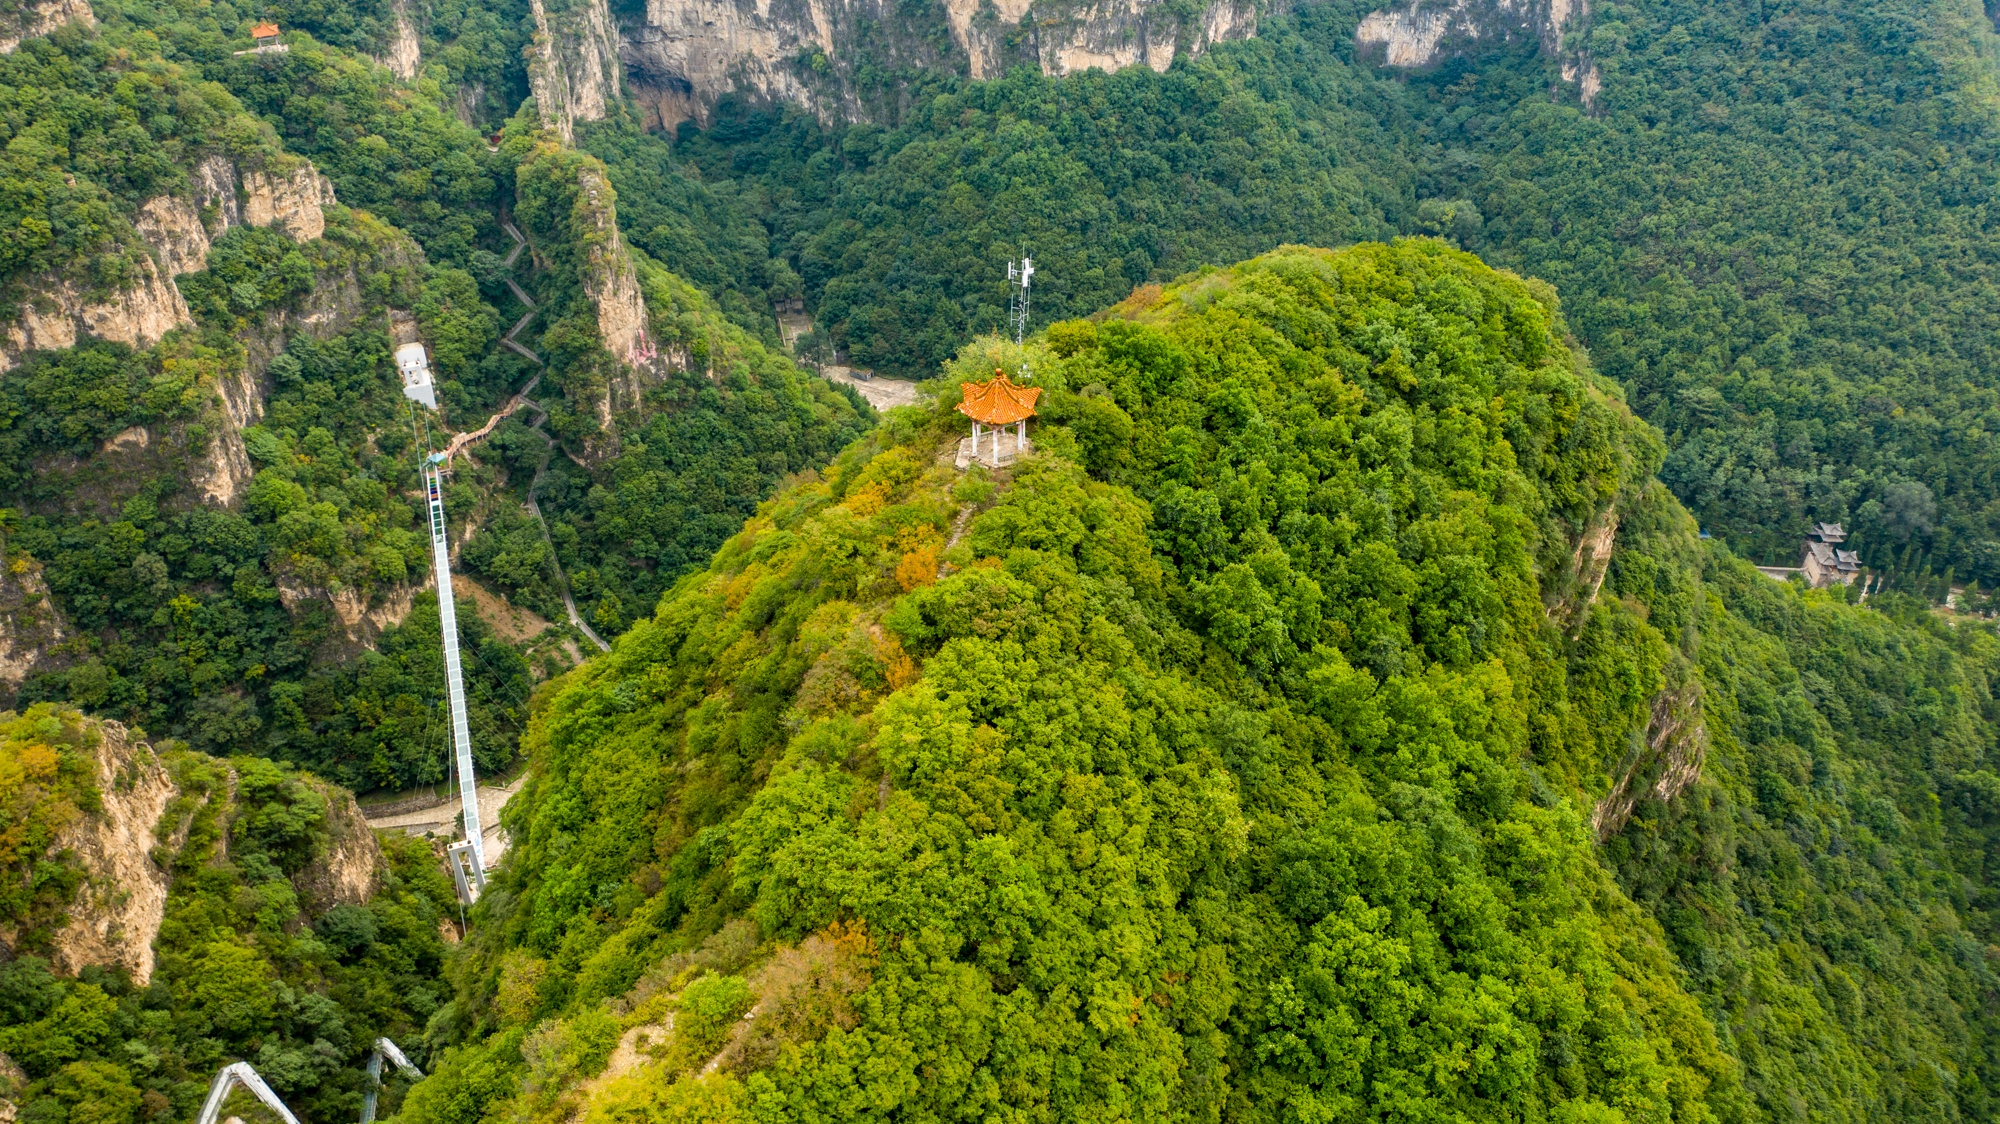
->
[954, 370, 1039, 469]
[1801, 522, 1861, 587]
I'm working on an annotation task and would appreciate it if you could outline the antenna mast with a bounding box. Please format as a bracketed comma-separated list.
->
[1008, 256, 1034, 381]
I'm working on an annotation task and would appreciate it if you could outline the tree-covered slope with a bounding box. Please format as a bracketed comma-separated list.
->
[1405, 0, 2000, 589]
[0, 705, 456, 1124]
[0, 30, 289, 304]
[0, 10, 872, 792]
[645, 0, 2000, 590]
[399, 243, 2000, 1122]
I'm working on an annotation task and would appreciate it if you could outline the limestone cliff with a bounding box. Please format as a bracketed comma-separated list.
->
[291, 777, 385, 911]
[134, 153, 338, 283]
[0, 255, 189, 373]
[618, 0, 1263, 130]
[48, 721, 174, 985]
[1356, 0, 1599, 105]
[275, 569, 425, 652]
[241, 163, 337, 241]
[0, 556, 69, 693]
[575, 162, 657, 423]
[530, 0, 626, 144]
[194, 220, 419, 508]
[381, 0, 422, 81]
[0, 155, 336, 373]
[37, 715, 386, 985]
[0, 0, 92, 54]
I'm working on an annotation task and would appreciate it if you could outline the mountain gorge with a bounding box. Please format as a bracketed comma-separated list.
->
[4, 0, 2000, 1119]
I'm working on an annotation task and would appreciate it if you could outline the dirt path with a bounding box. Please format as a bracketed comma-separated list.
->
[820, 365, 920, 410]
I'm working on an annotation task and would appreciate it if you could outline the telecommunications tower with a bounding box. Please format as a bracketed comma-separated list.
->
[1008, 257, 1034, 381]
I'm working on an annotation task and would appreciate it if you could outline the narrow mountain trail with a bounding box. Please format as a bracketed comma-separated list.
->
[440, 217, 611, 654]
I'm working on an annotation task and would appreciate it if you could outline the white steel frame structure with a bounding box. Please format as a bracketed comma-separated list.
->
[362, 1038, 424, 1124]
[194, 1038, 422, 1124]
[1007, 257, 1034, 346]
[195, 1063, 301, 1124]
[422, 454, 485, 903]
[403, 338, 485, 905]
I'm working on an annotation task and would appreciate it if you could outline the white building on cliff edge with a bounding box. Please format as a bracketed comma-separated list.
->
[397, 342, 437, 410]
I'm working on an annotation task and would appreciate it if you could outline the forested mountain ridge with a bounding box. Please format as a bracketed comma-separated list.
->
[0, 3, 881, 1118]
[412, 245, 2000, 1123]
[592, 0, 2000, 591]
[7, 0, 2000, 1120]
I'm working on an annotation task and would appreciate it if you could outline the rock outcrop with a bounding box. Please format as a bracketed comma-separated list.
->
[134, 154, 337, 283]
[1, 155, 336, 373]
[118, 154, 341, 507]
[0, 557, 69, 693]
[276, 569, 426, 651]
[619, 0, 1262, 130]
[194, 224, 416, 508]
[382, 0, 422, 81]
[575, 162, 656, 422]
[38, 714, 387, 985]
[1548, 506, 1617, 636]
[1591, 676, 1708, 839]
[132, 194, 214, 280]
[292, 779, 385, 911]
[49, 722, 175, 986]
[195, 365, 265, 509]
[530, 0, 625, 144]
[1356, 0, 1599, 106]
[0, 0, 92, 53]
[241, 164, 336, 242]
[0, 255, 190, 372]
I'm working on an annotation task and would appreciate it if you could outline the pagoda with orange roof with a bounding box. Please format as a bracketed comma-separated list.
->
[955, 369, 1040, 468]
[237, 21, 289, 53]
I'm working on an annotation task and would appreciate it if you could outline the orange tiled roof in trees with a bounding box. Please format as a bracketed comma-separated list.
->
[956, 370, 1041, 425]
[251, 21, 280, 36]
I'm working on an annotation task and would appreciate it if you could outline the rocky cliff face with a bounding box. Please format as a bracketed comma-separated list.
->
[134, 154, 336, 282]
[49, 722, 175, 985]
[527, 0, 1265, 140]
[133, 153, 340, 506]
[619, 0, 1263, 130]
[240, 163, 337, 241]
[381, 0, 422, 81]
[41, 717, 385, 985]
[0, 256, 190, 373]
[194, 223, 415, 508]
[291, 778, 385, 910]
[0, 0, 92, 53]
[0, 155, 336, 373]
[1356, 0, 1599, 105]
[0, 558, 69, 694]
[530, 0, 626, 144]
[575, 162, 657, 423]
